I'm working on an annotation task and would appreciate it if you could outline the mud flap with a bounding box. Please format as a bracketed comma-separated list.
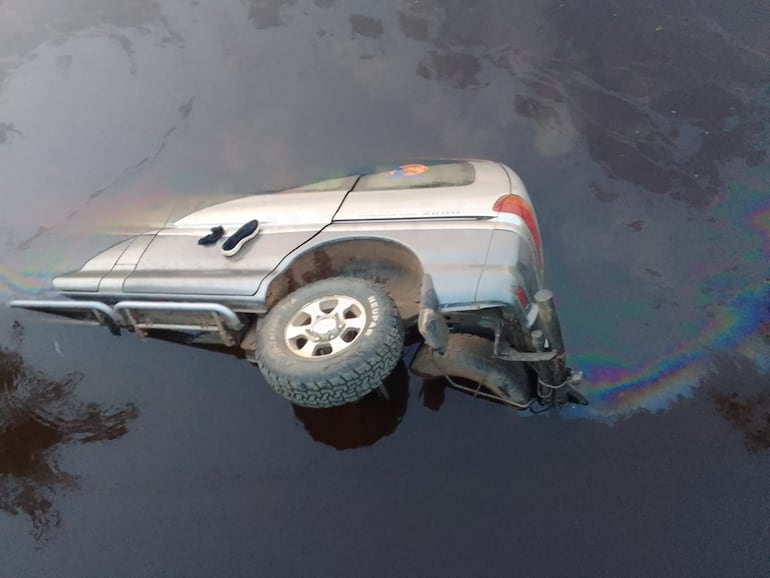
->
[417, 274, 449, 354]
[412, 276, 586, 408]
[411, 333, 534, 407]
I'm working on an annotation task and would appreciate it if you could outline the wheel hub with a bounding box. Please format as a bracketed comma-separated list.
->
[308, 315, 342, 340]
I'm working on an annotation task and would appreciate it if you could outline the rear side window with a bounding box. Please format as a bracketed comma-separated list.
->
[355, 162, 475, 191]
[281, 175, 359, 193]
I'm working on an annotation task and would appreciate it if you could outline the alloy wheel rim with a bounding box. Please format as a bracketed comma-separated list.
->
[284, 295, 368, 358]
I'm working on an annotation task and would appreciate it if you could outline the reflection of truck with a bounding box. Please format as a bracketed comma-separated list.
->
[11, 160, 585, 409]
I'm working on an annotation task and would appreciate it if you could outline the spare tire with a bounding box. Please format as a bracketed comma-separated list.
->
[255, 277, 404, 408]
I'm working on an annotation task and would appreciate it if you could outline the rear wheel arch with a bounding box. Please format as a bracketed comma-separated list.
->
[264, 237, 424, 324]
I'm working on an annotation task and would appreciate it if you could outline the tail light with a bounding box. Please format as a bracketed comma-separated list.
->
[515, 286, 530, 309]
[493, 194, 542, 264]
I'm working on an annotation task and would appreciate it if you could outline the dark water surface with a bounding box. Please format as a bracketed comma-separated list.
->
[1, 1, 768, 575]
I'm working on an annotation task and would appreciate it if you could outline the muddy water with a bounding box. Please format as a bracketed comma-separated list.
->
[1, 1, 768, 575]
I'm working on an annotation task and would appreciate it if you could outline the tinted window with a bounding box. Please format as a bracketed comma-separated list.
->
[281, 175, 359, 193]
[355, 162, 475, 191]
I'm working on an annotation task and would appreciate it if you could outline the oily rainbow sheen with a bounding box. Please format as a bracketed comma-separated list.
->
[0, 266, 50, 297]
[1, 187, 180, 299]
[571, 285, 768, 418]
[568, 174, 769, 418]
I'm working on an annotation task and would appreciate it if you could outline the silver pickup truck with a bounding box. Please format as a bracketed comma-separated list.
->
[11, 160, 585, 409]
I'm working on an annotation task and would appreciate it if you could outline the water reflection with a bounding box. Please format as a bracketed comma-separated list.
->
[420, 379, 446, 412]
[0, 322, 138, 539]
[247, 0, 300, 30]
[390, 0, 769, 206]
[291, 362, 410, 450]
[707, 356, 770, 454]
[0, 122, 22, 144]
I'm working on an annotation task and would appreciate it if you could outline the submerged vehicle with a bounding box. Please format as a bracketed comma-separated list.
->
[11, 160, 585, 409]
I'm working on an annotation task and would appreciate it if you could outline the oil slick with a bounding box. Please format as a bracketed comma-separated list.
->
[570, 175, 770, 420]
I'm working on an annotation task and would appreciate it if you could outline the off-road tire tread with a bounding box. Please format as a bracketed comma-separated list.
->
[255, 278, 404, 408]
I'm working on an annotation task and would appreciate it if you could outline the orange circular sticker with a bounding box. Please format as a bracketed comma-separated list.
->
[389, 163, 429, 177]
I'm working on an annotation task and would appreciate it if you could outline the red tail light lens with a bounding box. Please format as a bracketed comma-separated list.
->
[493, 194, 542, 260]
[515, 286, 530, 308]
